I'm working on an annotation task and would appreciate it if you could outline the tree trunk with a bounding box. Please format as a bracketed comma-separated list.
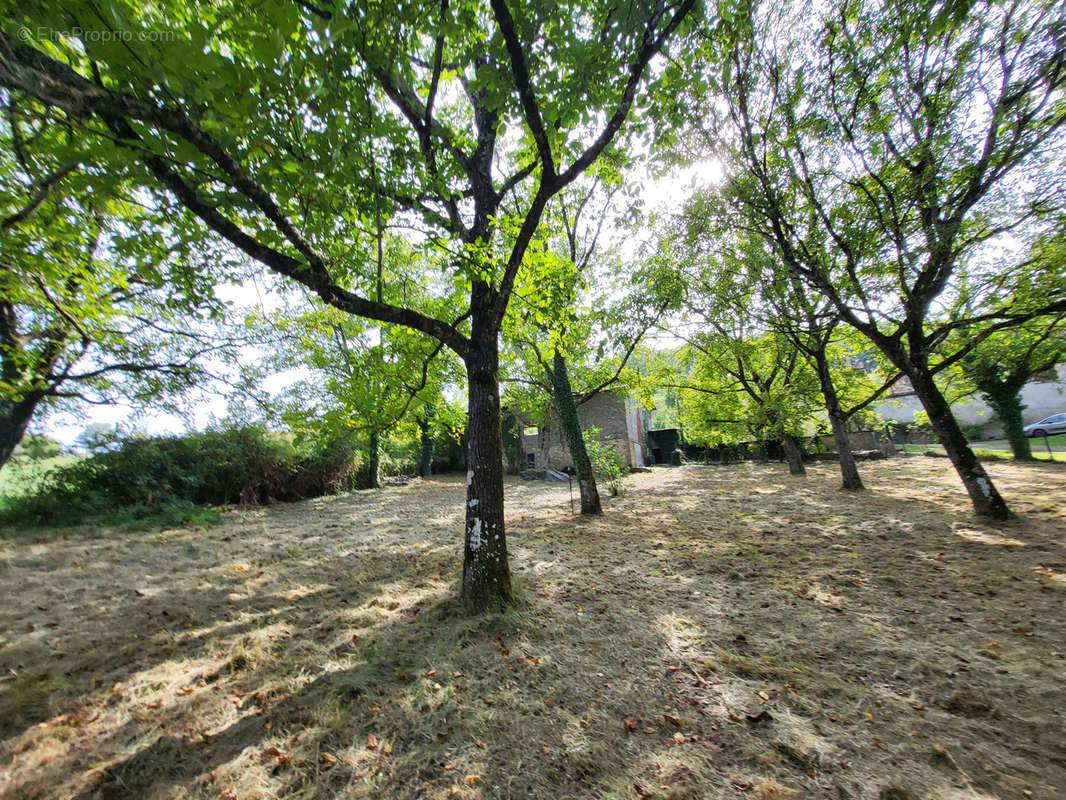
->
[909, 369, 1011, 519]
[366, 430, 381, 489]
[828, 413, 864, 489]
[981, 383, 1032, 461]
[417, 415, 434, 477]
[812, 351, 864, 490]
[462, 319, 512, 614]
[0, 395, 41, 472]
[780, 432, 806, 475]
[550, 350, 602, 515]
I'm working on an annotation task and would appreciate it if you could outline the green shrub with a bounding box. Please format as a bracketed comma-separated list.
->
[0, 425, 365, 530]
[11, 434, 62, 460]
[582, 428, 626, 496]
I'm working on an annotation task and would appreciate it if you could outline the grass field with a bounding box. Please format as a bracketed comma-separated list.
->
[899, 442, 1066, 461]
[1, 457, 1064, 799]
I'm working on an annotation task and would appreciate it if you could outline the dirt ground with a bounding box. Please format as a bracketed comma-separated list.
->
[1, 456, 1064, 800]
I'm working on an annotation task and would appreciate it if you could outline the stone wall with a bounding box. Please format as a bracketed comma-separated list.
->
[872, 365, 1066, 439]
[518, 392, 641, 470]
[817, 430, 880, 452]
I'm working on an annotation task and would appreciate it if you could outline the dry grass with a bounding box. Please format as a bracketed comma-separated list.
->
[1, 455, 1065, 800]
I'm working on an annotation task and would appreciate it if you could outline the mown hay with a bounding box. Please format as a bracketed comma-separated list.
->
[1, 458, 1064, 799]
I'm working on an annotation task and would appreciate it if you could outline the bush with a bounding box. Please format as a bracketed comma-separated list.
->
[12, 434, 62, 461]
[0, 425, 365, 530]
[582, 428, 627, 496]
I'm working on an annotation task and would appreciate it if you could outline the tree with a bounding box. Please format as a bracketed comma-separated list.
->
[667, 328, 823, 474]
[642, 232, 824, 474]
[503, 178, 655, 513]
[247, 283, 459, 489]
[691, 0, 1066, 518]
[0, 0, 697, 610]
[677, 192, 897, 489]
[956, 317, 1066, 460]
[0, 99, 234, 471]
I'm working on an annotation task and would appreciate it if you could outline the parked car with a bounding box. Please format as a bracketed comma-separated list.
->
[1023, 413, 1066, 438]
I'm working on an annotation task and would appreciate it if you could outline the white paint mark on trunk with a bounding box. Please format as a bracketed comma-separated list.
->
[470, 517, 483, 551]
[468, 498, 479, 508]
[467, 470, 474, 486]
[976, 476, 993, 500]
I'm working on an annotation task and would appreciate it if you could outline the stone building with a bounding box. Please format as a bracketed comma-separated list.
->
[518, 392, 646, 470]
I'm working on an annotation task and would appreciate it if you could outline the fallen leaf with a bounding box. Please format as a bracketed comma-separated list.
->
[625, 716, 640, 733]
[745, 710, 770, 723]
[435, 729, 453, 743]
[367, 733, 378, 750]
[383, 742, 392, 755]
[663, 714, 683, 727]
[444, 763, 455, 770]
[644, 726, 657, 734]
[319, 753, 337, 768]
[463, 775, 483, 785]
[672, 732, 686, 743]
[447, 786, 462, 799]
[425, 669, 437, 677]
[909, 701, 926, 711]
[178, 686, 194, 695]
[262, 746, 285, 758]
[481, 697, 495, 706]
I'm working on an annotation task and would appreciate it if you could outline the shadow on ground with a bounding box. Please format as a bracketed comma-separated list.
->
[1, 460, 1065, 799]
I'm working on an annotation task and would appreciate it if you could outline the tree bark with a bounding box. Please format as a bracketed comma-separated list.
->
[365, 430, 381, 489]
[780, 432, 806, 475]
[550, 349, 602, 515]
[0, 395, 41, 472]
[417, 415, 434, 477]
[812, 351, 864, 489]
[909, 369, 1011, 519]
[462, 313, 513, 614]
[828, 413, 864, 489]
